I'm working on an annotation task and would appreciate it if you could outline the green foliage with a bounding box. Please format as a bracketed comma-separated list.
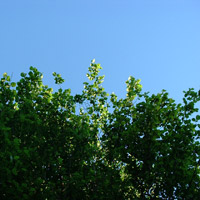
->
[0, 61, 200, 199]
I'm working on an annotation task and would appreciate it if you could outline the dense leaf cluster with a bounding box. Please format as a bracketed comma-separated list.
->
[0, 61, 200, 199]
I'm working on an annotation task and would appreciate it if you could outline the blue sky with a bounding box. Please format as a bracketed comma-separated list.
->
[1, 0, 200, 102]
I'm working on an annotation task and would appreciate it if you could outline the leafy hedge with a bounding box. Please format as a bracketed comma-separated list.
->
[0, 61, 200, 199]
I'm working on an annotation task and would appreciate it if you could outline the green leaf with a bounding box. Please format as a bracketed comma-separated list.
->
[3, 72, 7, 77]
[196, 115, 200, 120]
[6, 76, 10, 81]
[12, 168, 18, 175]
[14, 156, 20, 160]
[11, 82, 16, 87]
[58, 157, 63, 164]
[20, 72, 26, 77]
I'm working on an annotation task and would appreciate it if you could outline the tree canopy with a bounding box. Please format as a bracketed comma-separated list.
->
[0, 61, 200, 199]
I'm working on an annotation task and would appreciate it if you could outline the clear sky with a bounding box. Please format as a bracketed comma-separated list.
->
[1, 0, 200, 102]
